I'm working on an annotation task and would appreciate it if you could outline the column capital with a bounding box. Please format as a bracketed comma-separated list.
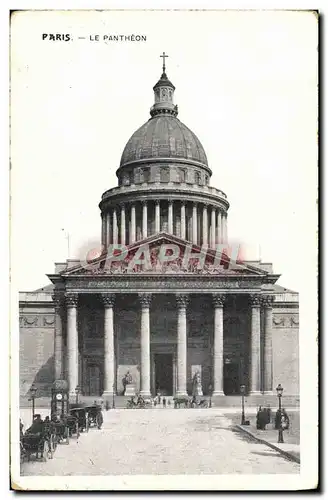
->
[193, 202, 198, 208]
[202, 202, 209, 209]
[249, 293, 261, 307]
[212, 293, 226, 308]
[101, 293, 116, 307]
[119, 202, 125, 209]
[176, 294, 189, 309]
[168, 198, 173, 205]
[141, 200, 148, 207]
[52, 291, 65, 310]
[138, 293, 152, 308]
[155, 199, 160, 206]
[65, 292, 78, 308]
[262, 295, 275, 308]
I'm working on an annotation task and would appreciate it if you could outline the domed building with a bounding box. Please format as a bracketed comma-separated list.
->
[19, 57, 299, 406]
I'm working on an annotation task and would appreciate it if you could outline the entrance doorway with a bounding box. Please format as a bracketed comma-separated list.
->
[86, 363, 101, 396]
[154, 353, 173, 396]
[223, 362, 240, 395]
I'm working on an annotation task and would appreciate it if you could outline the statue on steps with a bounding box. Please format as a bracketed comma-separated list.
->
[192, 370, 203, 397]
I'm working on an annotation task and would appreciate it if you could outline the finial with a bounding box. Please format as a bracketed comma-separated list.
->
[160, 51, 168, 73]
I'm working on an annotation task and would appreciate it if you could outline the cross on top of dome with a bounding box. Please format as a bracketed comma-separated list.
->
[160, 51, 169, 73]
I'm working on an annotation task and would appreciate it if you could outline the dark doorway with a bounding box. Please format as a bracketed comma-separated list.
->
[86, 363, 102, 396]
[223, 362, 240, 395]
[154, 353, 173, 395]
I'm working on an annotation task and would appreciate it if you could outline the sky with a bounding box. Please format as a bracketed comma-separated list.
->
[10, 9, 318, 293]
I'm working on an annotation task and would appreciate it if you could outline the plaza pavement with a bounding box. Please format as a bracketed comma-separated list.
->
[20, 408, 300, 476]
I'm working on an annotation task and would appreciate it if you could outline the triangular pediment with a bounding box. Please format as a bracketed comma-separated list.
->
[58, 232, 271, 278]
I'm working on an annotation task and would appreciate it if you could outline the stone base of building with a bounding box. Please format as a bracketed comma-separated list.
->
[102, 391, 115, 399]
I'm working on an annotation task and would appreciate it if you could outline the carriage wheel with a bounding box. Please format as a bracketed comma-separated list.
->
[42, 441, 49, 462]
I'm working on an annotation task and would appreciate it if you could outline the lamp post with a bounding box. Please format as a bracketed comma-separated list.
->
[29, 384, 37, 420]
[240, 384, 246, 425]
[276, 383, 284, 443]
[112, 383, 115, 409]
[208, 384, 212, 408]
[75, 385, 80, 405]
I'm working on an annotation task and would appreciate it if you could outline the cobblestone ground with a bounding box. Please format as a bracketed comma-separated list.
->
[20, 409, 300, 475]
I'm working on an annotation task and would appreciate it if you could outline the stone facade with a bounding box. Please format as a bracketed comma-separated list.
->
[18, 59, 300, 404]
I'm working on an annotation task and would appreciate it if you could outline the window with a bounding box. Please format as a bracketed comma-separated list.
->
[194, 171, 201, 185]
[205, 175, 209, 186]
[179, 168, 186, 183]
[142, 167, 150, 183]
[160, 167, 170, 183]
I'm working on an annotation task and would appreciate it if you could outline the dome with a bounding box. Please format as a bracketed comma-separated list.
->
[120, 115, 208, 168]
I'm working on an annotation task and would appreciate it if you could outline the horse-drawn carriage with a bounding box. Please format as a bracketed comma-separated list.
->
[20, 416, 55, 463]
[126, 395, 152, 409]
[173, 396, 209, 408]
[69, 405, 89, 433]
[85, 404, 103, 429]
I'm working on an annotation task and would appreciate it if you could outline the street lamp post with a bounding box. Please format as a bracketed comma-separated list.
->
[75, 385, 80, 405]
[276, 384, 284, 443]
[208, 385, 212, 408]
[240, 384, 246, 425]
[29, 384, 37, 420]
[112, 384, 115, 409]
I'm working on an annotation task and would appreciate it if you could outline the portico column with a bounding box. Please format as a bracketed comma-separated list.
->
[250, 294, 261, 394]
[142, 201, 148, 239]
[180, 201, 186, 240]
[168, 200, 173, 234]
[113, 208, 118, 244]
[139, 293, 152, 397]
[120, 204, 126, 245]
[130, 204, 136, 244]
[224, 214, 228, 243]
[176, 294, 189, 396]
[66, 293, 79, 397]
[52, 292, 64, 380]
[202, 204, 208, 246]
[155, 200, 160, 234]
[101, 294, 116, 397]
[212, 294, 225, 396]
[192, 203, 198, 244]
[263, 295, 274, 394]
[210, 207, 216, 248]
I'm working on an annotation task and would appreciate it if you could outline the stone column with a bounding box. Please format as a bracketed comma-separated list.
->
[224, 214, 228, 243]
[130, 204, 136, 244]
[120, 204, 126, 245]
[210, 207, 216, 248]
[202, 204, 208, 246]
[106, 212, 111, 246]
[192, 203, 198, 245]
[168, 200, 174, 234]
[139, 293, 152, 396]
[180, 202, 186, 240]
[52, 292, 64, 380]
[250, 294, 261, 394]
[155, 200, 160, 234]
[113, 208, 118, 244]
[217, 211, 222, 244]
[176, 294, 189, 396]
[142, 201, 148, 239]
[220, 212, 224, 244]
[263, 295, 274, 394]
[101, 214, 106, 247]
[101, 294, 116, 397]
[212, 294, 225, 396]
[66, 293, 79, 397]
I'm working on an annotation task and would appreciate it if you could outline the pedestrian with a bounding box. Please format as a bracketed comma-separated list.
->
[163, 397, 166, 408]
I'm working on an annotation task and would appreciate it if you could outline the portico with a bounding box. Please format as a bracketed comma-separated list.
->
[51, 277, 275, 400]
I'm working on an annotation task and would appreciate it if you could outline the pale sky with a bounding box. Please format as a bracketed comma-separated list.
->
[10, 10, 318, 292]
